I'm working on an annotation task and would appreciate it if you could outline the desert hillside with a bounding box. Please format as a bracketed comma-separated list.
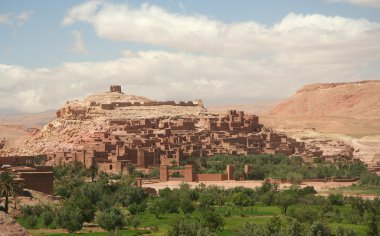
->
[267, 80, 380, 117]
[261, 80, 380, 165]
[261, 80, 380, 137]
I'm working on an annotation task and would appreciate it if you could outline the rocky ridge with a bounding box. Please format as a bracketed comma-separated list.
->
[263, 80, 380, 165]
[268, 80, 380, 117]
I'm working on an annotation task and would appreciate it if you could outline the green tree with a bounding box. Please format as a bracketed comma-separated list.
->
[89, 164, 98, 182]
[275, 191, 298, 215]
[288, 218, 302, 236]
[168, 215, 214, 236]
[199, 208, 224, 232]
[349, 197, 366, 219]
[56, 204, 84, 233]
[230, 192, 252, 211]
[327, 193, 345, 206]
[261, 191, 276, 206]
[67, 193, 96, 222]
[265, 216, 281, 235]
[148, 198, 165, 219]
[96, 207, 125, 235]
[309, 221, 331, 236]
[198, 192, 215, 210]
[179, 194, 195, 214]
[233, 169, 244, 180]
[0, 171, 21, 213]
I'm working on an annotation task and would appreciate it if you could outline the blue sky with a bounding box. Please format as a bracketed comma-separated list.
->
[1, 0, 379, 68]
[0, 0, 379, 112]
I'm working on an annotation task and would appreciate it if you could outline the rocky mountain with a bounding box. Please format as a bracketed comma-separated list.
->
[267, 80, 380, 118]
[261, 80, 380, 165]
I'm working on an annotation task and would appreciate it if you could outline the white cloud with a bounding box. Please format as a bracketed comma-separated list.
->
[15, 11, 33, 26]
[0, 11, 32, 26]
[62, 0, 103, 25]
[326, 0, 380, 7]
[0, 49, 376, 113]
[68, 30, 89, 54]
[0, 3, 379, 113]
[62, 3, 380, 64]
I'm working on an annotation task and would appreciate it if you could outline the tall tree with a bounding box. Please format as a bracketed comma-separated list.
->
[0, 171, 21, 213]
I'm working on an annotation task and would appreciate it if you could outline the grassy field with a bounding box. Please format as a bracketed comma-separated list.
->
[329, 185, 380, 196]
[25, 203, 371, 236]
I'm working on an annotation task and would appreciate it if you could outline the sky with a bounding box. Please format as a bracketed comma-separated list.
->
[0, 0, 379, 113]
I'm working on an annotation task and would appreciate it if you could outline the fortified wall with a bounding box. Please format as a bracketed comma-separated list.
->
[56, 85, 205, 119]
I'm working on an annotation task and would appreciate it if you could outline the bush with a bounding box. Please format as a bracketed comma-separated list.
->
[336, 226, 358, 236]
[288, 205, 319, 223]
[41, 210, 54, 227]
[360, 172, 380, 186]
[128, 202, 147, 215]
[309, 221, 331, 236]
[328, 193, 345, 206]
[168, 215, 214, 236]
[286, 172, 303, 185]
[236, 222, 265, 236]
[198, 208, 224, 231]
[261, 191, 276, 206]
[131, 216, 140, 229]
[26, 215, 38, 228]
[96, 207, 125, 233]
[20, 205, 33, 216]
[56, 204, 84, 233]
[31, 204, 44, 217]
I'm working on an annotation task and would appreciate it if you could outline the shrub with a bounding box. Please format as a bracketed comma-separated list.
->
[56, 204, 84, 233]
[31, 204, 44, 217]
[328, 193, 345, 206]
[26, 215, 38, 228]
[41, 210, 54, 227]
[96, 207, 125, 233]
[131, 216, 140, 229]
[198, 208, 224, 231]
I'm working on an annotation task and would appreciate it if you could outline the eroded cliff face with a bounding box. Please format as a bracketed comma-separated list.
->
[268, 80, 380, 117]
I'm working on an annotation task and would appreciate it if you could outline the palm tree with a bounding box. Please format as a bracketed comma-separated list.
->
[0, 171, 21, 213]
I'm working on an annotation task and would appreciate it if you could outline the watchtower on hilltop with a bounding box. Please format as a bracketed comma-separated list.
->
[110, 85, 122, 93]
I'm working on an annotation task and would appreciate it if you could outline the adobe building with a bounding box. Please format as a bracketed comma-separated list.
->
[0, 156, 53, 195]
[48, 109, 310, 178]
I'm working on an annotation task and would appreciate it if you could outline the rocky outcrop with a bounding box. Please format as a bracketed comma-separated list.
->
[0, 212, 30, 236]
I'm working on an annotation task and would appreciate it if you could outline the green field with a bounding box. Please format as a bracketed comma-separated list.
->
[26, 203, 371, 236]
